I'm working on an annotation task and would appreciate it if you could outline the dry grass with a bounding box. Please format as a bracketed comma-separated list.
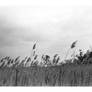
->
[0, 64, 92, 86]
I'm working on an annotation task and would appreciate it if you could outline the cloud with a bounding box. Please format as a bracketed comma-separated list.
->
[0, 6, 92, 58]
[0, 17, 49, 48]
[14, 28, 50, 43]
[0, 17, 16, 47]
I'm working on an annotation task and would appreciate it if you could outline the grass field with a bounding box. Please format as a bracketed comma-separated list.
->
[0, 64, 92, 86]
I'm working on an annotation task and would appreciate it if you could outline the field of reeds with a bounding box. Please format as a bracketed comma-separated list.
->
[0, 64, 92, 86]
[0, 41, 92, 86]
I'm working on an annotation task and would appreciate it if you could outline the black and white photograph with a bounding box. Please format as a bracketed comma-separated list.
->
[0, 0, 92, 87]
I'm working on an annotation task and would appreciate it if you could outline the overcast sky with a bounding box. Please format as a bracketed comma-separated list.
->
[0, 1, 92, 60]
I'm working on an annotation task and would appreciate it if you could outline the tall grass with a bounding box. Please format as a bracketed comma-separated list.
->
[0, 64, 92, 86]
[0, 41, 92, 86]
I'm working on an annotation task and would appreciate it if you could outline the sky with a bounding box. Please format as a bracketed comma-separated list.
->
[0, 0, 92, 60]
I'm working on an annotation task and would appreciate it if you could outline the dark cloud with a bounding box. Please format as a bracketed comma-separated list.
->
[0, 16, 48, 48]
[0, 17, 18, 47]
[19, 31, 49, 43]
